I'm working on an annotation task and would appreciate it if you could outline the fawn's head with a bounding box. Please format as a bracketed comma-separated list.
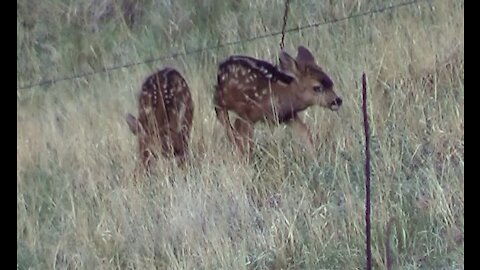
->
[278, 46, 342, 111]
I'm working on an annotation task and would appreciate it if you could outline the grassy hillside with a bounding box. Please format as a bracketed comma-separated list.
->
[17, 0, 464, 269]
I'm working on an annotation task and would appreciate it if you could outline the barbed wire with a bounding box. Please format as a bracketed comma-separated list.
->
[279, 0, 291, 50]
[17, 0, 430, 90]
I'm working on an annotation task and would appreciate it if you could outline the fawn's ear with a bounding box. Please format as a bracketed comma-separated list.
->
[296, 46, 316, 65]
[126, 113, 145, 136]
[279, 50, 300, 76]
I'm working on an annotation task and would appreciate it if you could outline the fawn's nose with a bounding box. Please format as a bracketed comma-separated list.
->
[331, 97, 342, 107]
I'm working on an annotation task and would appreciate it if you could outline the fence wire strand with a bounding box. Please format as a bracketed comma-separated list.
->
[17, 0, 429, 90]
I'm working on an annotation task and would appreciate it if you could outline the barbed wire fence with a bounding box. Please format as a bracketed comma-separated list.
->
[17, 1, 440, 269]
[17, 0, 430, 90]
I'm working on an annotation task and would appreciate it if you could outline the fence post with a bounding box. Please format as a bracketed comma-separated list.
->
[362, 72, 372, 270]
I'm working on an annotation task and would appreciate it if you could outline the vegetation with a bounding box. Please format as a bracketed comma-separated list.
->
[17, 0, 464, 269]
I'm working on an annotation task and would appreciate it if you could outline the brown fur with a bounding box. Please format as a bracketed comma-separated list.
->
[213, 46, 343, 156]
[126, 67, 194, 170]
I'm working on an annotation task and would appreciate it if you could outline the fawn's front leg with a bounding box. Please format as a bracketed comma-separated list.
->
[233, 118, 255, 159]
[289, 114, 315, 156]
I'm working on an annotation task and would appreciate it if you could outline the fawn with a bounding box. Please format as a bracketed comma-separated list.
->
[126, 67, 194, 170]
[213, 46, 342, 156]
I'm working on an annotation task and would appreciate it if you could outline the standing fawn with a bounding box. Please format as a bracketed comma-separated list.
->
[126, 68, 194, 170]
[213, 46, 343, 156]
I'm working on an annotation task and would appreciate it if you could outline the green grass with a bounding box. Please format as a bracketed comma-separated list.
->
[17, 0, 464, 269]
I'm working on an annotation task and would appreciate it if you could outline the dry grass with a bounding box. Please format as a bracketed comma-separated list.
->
[17, 0, 464, 269]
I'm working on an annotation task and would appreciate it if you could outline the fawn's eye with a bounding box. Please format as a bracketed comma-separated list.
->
[313, 85, 323, 92]
[143, 150, 152, 158]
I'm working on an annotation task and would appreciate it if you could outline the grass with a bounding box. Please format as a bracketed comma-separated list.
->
[17, 0, 464, 269]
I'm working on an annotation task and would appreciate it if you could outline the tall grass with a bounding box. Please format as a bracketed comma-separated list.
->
[17, 0, 464, 269]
